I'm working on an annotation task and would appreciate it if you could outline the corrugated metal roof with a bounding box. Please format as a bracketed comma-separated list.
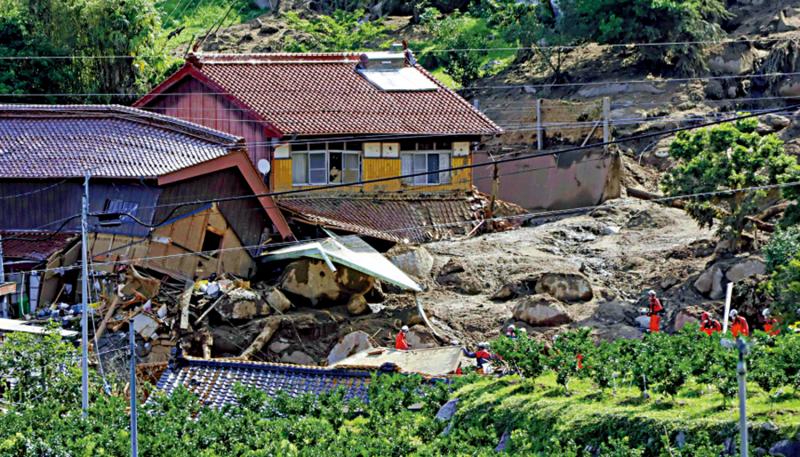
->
[155, 357, 373, 408]
[157, 53, 502, 136]
[0, 105, 244, 179]
[0, 231, 78, 261]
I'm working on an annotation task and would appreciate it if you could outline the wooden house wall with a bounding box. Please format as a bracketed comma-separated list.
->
[142, 77, 273, 167]
[0, 179, 157, 237]
[89, 204, 255, 280]
[154, 169, 269, 252]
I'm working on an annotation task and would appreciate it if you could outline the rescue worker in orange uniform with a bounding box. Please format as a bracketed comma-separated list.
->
[729, 309, 750, 338]
[647, 290, 664, 333]
[395, 325, 410, 350]
[462, 342, 501, 374]
[762, 308, 780, 336]
[699, 312, 722, 336]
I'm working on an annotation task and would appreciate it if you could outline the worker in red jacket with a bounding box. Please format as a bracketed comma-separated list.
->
[762, 308, 780, 336]
[647, 290, 664, 333]
[395, 325, 410, 350]
[463, 342, 501, 374]
[700, 312, 722, 336]
[729, 309, 750, 338]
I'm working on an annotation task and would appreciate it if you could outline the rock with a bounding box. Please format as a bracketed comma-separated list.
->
[280, 350, 316, 365]
[229, 300, 270, 320]
[248, 18, 262, 29]
[534, 272, 593, 303]
[266, 288, 292, 313]
[769, 439, 800, 456]
[280, 259, 375, 306]
[763, 114, 792, 130]
[705, 79, 725, 99]
[594, 301, 629, 323]
[757, 123, 775, 135]
[491, 278, 536, 301]
[495, 430, 511, 452]
[269, 340, 290, 353]
[327, 330, 373, 365]
[438, 258, 465, 276]
[346, 294, 369, 315]
[694, 265, 724, 299]
[513, 294, 572, 327]
[635, 315, 651, 330]
[726, 258, 766, 283]
[596, 324, 642, 340]
[387, 245, 434, 278]
[779, 80, 800, 98]
[406, 324, 437, 349]
[435, 399, 459, 421]
[674, 310, 699, 331]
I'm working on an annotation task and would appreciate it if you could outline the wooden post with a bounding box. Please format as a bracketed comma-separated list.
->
[536, 99, 543, 151]
[603, 97, 610, 152]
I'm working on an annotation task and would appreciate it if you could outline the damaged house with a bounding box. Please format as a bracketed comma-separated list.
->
[134, 49, 517, 244]
[0, 105, 293, 311]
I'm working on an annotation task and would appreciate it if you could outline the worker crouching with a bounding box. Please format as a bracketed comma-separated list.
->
[462, 342, 502, 375]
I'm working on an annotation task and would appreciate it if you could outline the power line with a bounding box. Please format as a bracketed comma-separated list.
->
[2, 71, 799, 96]
[13, 179, 800, 277]
[89, 105, 798, 223]
[0, 35, 797, 60]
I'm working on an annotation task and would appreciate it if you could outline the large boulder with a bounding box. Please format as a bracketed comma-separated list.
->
[694, 264, 725, 299]
[387, 245, 434, 278]
[726, 258, 766, 283]
[280, 350, 316, 365]
[280, 259, 375, 306]
[327, 331, 373, 365]
[346, 294, 369, 315]
[674, 310, 699, 331]
[513, 295, 573, 327]
[534, 272, 593, 303]
[406, 324, 437, 349]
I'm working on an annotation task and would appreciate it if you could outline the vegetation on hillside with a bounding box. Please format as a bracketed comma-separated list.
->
[2, 327, 800, 455]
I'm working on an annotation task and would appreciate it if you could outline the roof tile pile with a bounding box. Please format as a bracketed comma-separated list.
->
[278, 193, 487, 243]
[0, 105, 243, 179]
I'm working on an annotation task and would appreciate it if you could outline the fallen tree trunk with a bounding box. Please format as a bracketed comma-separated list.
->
[626, 187, 685, 209]
[239, 317, 281, 360]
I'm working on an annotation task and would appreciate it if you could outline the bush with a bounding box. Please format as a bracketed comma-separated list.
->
[764, 226, 800, 274]
[548, 328, 593, 393]
[492, 332, 546, 378]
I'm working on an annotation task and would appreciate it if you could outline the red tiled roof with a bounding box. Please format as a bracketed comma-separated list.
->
[138, 53, 502, 137]
[278, 193, 489, 243]
[0, 105, 244, 179]
[0, 231, 79, 262]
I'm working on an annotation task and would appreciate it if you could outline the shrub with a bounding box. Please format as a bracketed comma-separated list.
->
[491, 332, 546, 378]
[764, 226, 800, 273]
[548, 328, 593, 393]
[283, 9, 388, 52]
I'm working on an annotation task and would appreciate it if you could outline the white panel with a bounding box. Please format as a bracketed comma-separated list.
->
[363, 142, 381, 158]
[274, 144, 290, 159]
[453, 141, 470, 157]
[357, 68, 438, 91]
[382, 142, 399, 158]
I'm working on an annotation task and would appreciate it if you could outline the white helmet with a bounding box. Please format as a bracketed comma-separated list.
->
[762, 308, 771, 317]
[729, 309, 738, 318]
[648, 290, 656, 296]
[477, 341, 489, 349]
[508, 324, 516, 330]
[401, 325, 409, 332]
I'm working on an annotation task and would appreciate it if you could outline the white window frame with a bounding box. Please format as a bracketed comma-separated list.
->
[291, 143, 362, 186]
[401, 141, 452, 186]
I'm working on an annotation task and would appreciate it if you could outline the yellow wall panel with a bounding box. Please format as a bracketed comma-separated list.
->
[273, 155, 472, 193]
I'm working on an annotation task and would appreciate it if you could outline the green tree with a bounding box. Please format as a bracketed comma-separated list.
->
[662, 118, 800, 248]
[0, 0, 167, 103]
[558, 0, 729, 74]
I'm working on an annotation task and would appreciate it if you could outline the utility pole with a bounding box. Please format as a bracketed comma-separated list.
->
[81, 172, 90, 416]
[736, 337, 749, 457]
[0, 234, 7, 318]
[129, 320, 139, 457]
[536, 98, 543, 151]
[602, 97, 610, 153]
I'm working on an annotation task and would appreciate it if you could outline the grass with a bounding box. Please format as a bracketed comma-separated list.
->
[455, 373, 800, 442]
[155, 0, 263, 52]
